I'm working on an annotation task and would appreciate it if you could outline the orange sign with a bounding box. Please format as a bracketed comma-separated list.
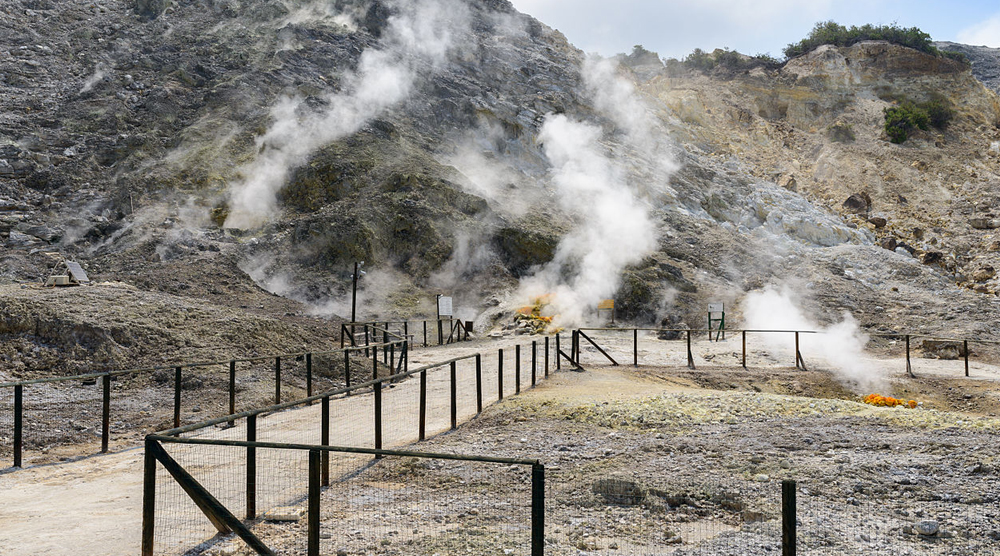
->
[597, 299, 615, 310]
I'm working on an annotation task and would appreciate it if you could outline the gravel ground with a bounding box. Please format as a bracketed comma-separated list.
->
[199, 362, 1000, 555]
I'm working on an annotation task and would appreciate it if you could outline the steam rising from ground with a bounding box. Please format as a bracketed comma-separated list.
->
[516, 57, 677, 327]
[743, 286, 883, 393]
[518, 114, 657, 326]
[224, 0, 470, 228]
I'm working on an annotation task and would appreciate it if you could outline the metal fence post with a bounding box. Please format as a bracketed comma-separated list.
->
[419, 370, 427, 441]
[14, 384, 22, 468]
[498, 349, 504, 400]
[141, 437, 156, 556]
[555, 334, 561, 371]
[246, 415, 257, 520]
[229, 360, 236, 415]
[365, 325, 370, 358]
[633, 328, 638, 367]
[794, 332, 801, 369]
[544, 336, 550, 377]
[686, 330, 695, 370]
[308, 449, 320, 556]
[423, 321, 428, 347]
[782, 479, 796, 556]
[306, 353, 313, 400]
[906, 334, 913, 377]
[965, 340, 970, 377]
[274, 357, 281, 405]
[450, 361, 457, 430]
[475, 354, 483, 413]
[531, 341, 537, 387]
[374, 378, 383, 457]
[531, 463, 545, 556]
[742, 331, 747, 368]
[321, 396, 330, 487]
[344, 350, 352, 391]
[173, 367, 182, 429]
[101, 373, 111, 453]
[515, 345, 521, 394]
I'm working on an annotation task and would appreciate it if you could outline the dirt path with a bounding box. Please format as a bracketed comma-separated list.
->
[0, 335, 545, 556]
[4, 331, 999, 556]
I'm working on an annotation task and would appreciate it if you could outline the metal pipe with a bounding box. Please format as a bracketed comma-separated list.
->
[419, 370, 427, 441]
[274, 357, 281, 405]
[498, 349, 504, 400]
[782, 480, 796, 556]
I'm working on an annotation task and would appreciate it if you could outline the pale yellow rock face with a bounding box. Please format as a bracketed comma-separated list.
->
[639, 41, 1000, 293]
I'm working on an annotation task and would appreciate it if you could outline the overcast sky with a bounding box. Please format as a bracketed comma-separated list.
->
[507, 0, 1000, 60]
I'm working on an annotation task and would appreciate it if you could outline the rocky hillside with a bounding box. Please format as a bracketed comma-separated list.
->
[2, 0, 1000, 374]
[935, 41, 1000, 93]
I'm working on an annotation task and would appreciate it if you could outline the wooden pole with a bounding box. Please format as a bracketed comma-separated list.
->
[173, 367, 182, 429]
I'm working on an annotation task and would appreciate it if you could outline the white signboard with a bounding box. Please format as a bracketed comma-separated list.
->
[708, 303, 724, 314]
[437, 296, 453, 317]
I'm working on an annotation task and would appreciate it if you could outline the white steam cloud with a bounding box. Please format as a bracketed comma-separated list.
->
[742, 286, 883, 393]
[224, 0, 471, 229]
[517, 114, 657, 326]
[515, 56, 678, 327]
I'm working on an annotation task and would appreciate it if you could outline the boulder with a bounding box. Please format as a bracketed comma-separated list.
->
[868, 216, 887, 228]
[842, 192, 871, 214]
[879, 237, 897, 251]
[921, 251, 943, 265]
[592, 478, 646, 505]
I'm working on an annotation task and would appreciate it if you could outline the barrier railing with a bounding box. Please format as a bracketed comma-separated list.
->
[340, 319, 471, 350]
[572, 328, 994, 378]
[0, 339, 405, 471]
[142, 436, 544, 556]
[141, 336, 552, 554]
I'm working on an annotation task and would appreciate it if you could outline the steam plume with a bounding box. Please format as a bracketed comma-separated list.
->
[224, 0, 470, 229]
[742, 286, 883, 392]
[516, 57, 678, 327]
[518, 114, 657, 326]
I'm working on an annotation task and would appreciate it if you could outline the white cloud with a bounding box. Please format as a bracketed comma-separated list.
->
[957, 14, 1000, 47]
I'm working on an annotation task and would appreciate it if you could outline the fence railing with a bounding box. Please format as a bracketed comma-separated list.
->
[0, 325, 406, 470]
[142, 436, 544, 556]
[141, 336, 553, 554]
[572, 327, 993, 378]
[341, 318, 473, 350]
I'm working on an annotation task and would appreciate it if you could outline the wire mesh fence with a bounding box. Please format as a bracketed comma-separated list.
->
[146, 437, 541, 556]
[796, 476, 1000, 555]
[0, 342, 379, 470]
[545, 471, 782, 555]
[140, 339, 552, 555]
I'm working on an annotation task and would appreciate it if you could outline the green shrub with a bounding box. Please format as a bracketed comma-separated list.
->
[883, 102, 930, 143]
[681, 48, 783, 74]
[922, 98, 955, 129]
[784, 21, 945, 59]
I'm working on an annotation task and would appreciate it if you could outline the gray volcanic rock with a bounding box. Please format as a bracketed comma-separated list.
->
[935, 41, 1000, 93]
